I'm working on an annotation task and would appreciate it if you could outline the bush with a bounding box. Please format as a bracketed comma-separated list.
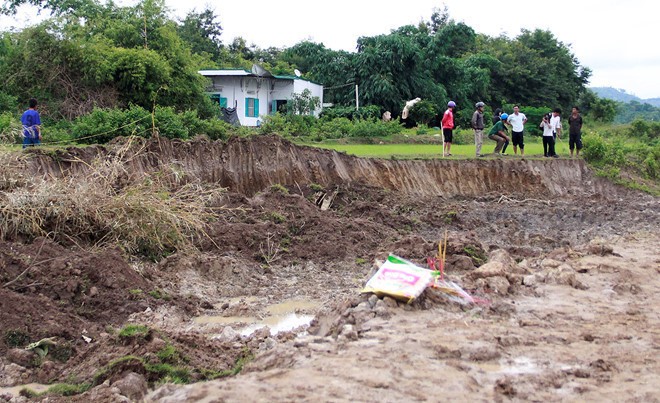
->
[349, 119, 402, 138]
[451, 129, 473, 145]
[0, 91, 17, 113]
[313, 117, 352, 139]
[409, 100, 437, 126]
[582, 132, 607, 162]
[259, 113, 289, 135]
[629, 119, 660, 140]
[320, 105, 381, 121]
[71, 105, 236, 144]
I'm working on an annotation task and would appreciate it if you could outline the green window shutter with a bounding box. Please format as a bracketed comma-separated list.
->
[271, 100, 277, 115]
[254, 99, 259, 117]
[245, 98, 249, 117]
[220, 97, 228, 108]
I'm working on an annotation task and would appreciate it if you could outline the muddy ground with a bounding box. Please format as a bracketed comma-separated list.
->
[0, 135, 658, 402]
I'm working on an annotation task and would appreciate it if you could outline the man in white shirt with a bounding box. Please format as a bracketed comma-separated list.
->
[506, 105, 527, 156]
[550, 108, 562, 157]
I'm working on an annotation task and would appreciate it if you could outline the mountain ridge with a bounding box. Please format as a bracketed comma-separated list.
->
[590, 87, 660, 107]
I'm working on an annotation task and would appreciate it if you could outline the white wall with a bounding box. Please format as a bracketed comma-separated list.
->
[207, 75, 323, 126]
[293, 79, 324, 117]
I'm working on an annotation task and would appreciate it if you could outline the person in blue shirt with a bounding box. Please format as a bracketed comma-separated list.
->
[21, 98, 42, 148]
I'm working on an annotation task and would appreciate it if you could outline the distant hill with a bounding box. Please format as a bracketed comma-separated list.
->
[590, 87, 660, 107]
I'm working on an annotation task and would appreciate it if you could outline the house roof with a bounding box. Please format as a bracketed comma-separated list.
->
[198, 69, 323, 86]
[198, 69, 251, 76]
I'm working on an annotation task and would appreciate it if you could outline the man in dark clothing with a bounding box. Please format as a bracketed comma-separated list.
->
[568, 106, 583, 158]
[471, 102, 486, 157]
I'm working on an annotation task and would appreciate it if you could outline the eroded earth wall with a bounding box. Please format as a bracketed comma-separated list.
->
[27, 135, 605, 198]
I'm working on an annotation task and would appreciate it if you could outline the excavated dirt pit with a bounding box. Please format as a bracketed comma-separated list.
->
[0, 135, 658, 402]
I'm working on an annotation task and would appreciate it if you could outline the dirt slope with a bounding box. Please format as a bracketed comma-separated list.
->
[27, 135, 608, 198]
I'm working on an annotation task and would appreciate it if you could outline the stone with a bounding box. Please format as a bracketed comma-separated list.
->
[217, 326, 239, 342]
[446, 255, 476, 271]
[112, 372, 147, 401]
[541, 258, 562, 269]
[6, 349, 36, 368]
[367, 294, 379, 309]
[259, 337, 277, 352]
[486, 276, 511, 294]
[470, 261, 507, 279]
[522, 274, 538, 286]
[88, 286, 99, 297]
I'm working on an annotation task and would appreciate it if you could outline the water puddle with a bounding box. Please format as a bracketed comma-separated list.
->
[194, 315, 258, 325]
[195, 299, 319, 337]
[476, 356, 538, 375]
[240, 313, 315, 337]
[0, 383, 49, 397]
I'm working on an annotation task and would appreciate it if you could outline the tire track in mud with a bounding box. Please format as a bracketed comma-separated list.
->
[26, 135, 608, 198]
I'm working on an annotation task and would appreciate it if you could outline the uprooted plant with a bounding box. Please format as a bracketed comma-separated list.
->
[0, 137, 226, 258]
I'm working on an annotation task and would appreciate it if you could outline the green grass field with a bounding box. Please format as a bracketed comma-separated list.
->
[304, 138, 573, 159]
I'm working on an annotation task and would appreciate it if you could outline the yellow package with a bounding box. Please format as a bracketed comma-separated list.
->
[362, 254, 433, 303]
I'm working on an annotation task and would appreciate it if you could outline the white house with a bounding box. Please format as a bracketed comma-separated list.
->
[199, 66, 324, 127]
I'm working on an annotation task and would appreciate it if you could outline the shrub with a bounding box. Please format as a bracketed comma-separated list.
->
[71, 105, 235, 144]
[582, 132, 607, 162]
[349, 119, 402, 138]
[313, 117, 352, 139]
[259, 113, 289, 135]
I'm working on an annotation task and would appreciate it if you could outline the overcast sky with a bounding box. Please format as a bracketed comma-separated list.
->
[2, 0, 658, 98]
[173, 0, 659, 99]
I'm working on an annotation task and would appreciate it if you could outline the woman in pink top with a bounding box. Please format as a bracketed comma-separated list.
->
[441, 101, 457, 157]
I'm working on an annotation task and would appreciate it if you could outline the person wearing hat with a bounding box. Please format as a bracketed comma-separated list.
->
[471, 102, 486, 157]
[441, 100, 457, 157]
[487, 113, 510, 155]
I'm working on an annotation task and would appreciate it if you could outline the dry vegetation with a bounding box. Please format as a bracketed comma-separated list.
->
[0, 138, 226, 258]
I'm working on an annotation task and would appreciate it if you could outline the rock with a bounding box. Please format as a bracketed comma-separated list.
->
[0, 363, 28, 386]
[495, 377, 516, 397]
[468, 346, 501, 361]
[546, 264, 588, 290]
[88, 286, 99, 297]
[149, 337, 167, 351]
[6, 349, 36, 368]
[446, 255, 475, 271]
[484, 276, 511, 294]
[489, 249, 517, 268]
[259, 337, 277, 352]
[546, 248, 569, 261]
[382, 296, 399, 308]
[367, 294, 379, 309]
[522, 274, 538, 286]
[470, 261, 507, 279]
[541, 258, 562, 269]
[112, 372, 147, 401]
[252, 327, 271, 340]
[339, 325, 358, 341]
[585, 240, 614, 256]
[496, 335, 522, 347]
[217, 326, 239, 342]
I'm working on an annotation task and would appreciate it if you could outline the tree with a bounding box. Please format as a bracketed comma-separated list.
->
[591, 98, 617, 122]
[288, 89, 320, 116]
[177, 7, 223, 61]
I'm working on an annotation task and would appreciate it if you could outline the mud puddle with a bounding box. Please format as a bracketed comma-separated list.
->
[0, 383, 49, 398]
[194, 299, 320, 337]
